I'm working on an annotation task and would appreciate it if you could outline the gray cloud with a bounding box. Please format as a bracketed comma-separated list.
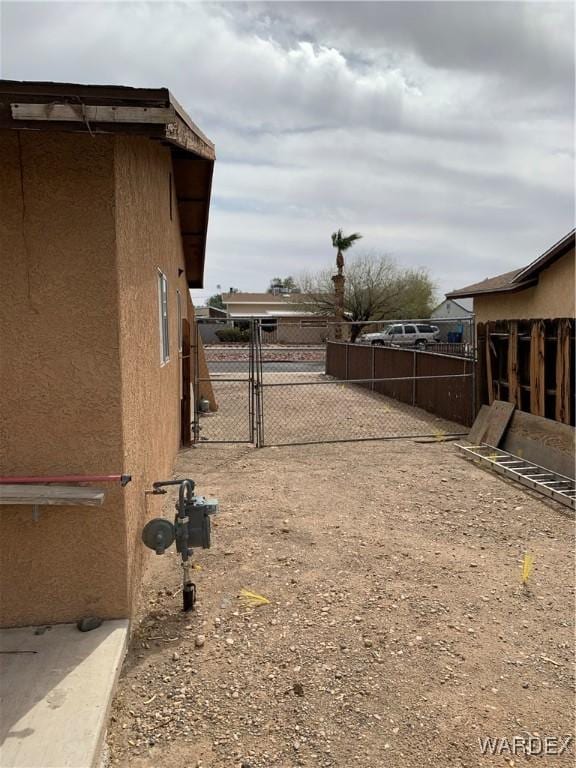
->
[1, 1, 573, 300]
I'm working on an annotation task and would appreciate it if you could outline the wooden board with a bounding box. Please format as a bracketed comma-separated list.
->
[502, 410, 576, 480]
[11, 103, 176, 124]
[467, 405, 491, 444]
[483, 401, 516, 446]
[0, 485, 105, 506]
[530, 320, 545, 416]
[485, 323, 495, 405]
[467, 400, 515, 447]
[508, 320, 521, 407]
[555, 319, 571, 424]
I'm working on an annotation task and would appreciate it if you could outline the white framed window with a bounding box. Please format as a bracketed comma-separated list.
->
[177, 290, 182, 352]
[158, 270, 170, 364]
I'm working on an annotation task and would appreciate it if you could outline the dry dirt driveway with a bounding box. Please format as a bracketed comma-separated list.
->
[107, 439, 574, 768]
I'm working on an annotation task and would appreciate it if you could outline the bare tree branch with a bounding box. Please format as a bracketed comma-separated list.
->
[298, 252, 437, 340]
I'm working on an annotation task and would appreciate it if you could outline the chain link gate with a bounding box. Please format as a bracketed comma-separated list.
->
[193, 317, 258, 444]
[193, 317, 476, 447]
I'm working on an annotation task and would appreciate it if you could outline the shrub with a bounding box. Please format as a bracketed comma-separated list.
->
[215, 327, 251, 343]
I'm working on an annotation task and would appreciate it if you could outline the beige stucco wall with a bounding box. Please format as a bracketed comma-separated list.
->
[474, 249, 575, 323]
[113, 135, 191, 610]
[0, 131, 197, 627]
[0, 132, 129, 626]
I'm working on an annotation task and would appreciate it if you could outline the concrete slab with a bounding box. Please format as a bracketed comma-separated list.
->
[0, 620, 128, 768]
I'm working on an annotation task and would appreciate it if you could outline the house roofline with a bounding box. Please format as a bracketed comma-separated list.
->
[0, 79, 215, 289]
[0, 79, 214, 160]
[447, 229, 575, 301]
[447, 278, 537, 300]
[431, 297, 474, 313]
[512, 228, 575, 284]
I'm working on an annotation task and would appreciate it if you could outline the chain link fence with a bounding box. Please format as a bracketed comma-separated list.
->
[194, 317, 476, 446]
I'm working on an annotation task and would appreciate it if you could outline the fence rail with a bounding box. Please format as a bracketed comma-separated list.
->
[356, 340, 474, 358]
[326, 342, 476, 427]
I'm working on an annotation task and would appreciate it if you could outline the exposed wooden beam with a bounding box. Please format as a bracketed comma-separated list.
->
[555, 319, 571, 424]
[507, 320, 521, 408]
[11, 102, 177, 124]
[530, 320, 546, 416]
[485, 322, 495, 405]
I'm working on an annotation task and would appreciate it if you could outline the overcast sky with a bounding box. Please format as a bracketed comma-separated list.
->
[1, 1, 574, 303]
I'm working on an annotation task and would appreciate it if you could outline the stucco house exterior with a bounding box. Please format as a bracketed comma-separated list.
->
[0, 80, 215, 627]
[448, 230, 575, 424]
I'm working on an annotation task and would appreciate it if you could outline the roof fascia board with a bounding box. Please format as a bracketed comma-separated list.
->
[11, 103, 177, 124]
[447, 278, 537, 299]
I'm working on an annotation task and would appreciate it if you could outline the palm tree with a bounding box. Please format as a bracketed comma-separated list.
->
[331, 229, 362, 274]
[331, 229, 362, 339]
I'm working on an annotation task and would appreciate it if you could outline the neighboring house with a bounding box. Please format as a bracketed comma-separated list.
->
[196, 304, 231, 344]
[221, 292, 333, 343]
[0, 79, 215, 627]
[448, 230, 575, 425]
[430, 297, 474, 343]
[195, 305, 228, 319]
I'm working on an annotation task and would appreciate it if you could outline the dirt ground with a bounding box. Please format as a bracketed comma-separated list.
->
[107, 437, 574, 768]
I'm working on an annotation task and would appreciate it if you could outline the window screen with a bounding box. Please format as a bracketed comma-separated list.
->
[177, 290, 182, 352]
[158, 271, 169, 363]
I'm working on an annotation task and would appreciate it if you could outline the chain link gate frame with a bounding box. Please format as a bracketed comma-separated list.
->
[193, 317, 476, 447]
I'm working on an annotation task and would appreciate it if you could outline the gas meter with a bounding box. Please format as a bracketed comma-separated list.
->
[142, 479, 218, 611]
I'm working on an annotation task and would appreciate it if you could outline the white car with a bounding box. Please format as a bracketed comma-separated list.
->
[358, 323, 439, 349]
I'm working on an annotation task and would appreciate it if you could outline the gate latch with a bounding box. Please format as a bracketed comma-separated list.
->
[142, 479, 218, 611]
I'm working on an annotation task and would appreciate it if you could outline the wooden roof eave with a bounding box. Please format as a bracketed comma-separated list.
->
[0, 79, 215, 289]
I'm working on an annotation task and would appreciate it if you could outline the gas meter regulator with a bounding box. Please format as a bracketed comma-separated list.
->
[142, 479, 218, 611]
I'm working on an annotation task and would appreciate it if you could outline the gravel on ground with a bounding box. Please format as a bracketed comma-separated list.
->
[107, 436, 574, 768]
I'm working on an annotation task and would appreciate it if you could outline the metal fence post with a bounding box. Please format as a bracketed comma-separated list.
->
[371, 344, 375, 391]
[345, 340, 349, 380]
[192, 320, 200, 443]
[253, 319, 262, 448]
[412, 349, 417, 406]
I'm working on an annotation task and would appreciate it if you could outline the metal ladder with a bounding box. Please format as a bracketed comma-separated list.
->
[456, 443, 576, 511]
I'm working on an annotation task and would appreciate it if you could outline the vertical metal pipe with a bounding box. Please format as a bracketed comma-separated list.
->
[249, 319, 254, 444]
[412, 349, 416, 406]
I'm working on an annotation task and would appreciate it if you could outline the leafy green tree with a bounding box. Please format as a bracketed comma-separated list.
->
[267, 276, 298, 293]
[207, 287, 239, 309]
[207, 293, 225, 309]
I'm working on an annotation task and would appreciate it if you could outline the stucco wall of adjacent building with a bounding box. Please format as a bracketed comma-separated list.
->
[113, 135, 191, 609]
[0, 131, 129, 626]
[474, 250, 575, 323]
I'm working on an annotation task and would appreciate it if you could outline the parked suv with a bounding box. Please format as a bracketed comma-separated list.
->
[358, 323, 439, 349]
